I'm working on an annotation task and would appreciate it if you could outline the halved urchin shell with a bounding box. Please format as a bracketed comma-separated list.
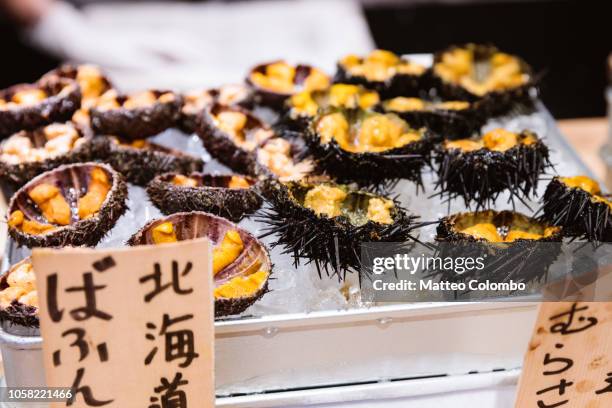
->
[0, 122, 106, 187]
[40, 64, 113, 101]
[40, 64, 113, 129]
[90, 90, 182, 139]
[180, 85, 253, 134]
[7, 163, 128, 248]
[334, 50, 427, 98]
[104, 136, 204, 186]
[146, 173, 262, 222]
[0, 78, 81, 138]
[305, 108, 433, 187]
[0, 257, 39, 329]
[433, 129, 551, 208]
[281, 83, 380, 131]
[435, 210, 562, 287]
[127, 211, 272, 317]
[378, 97, 484, 139]
[246, 60, 330, 109]
[430, 43, 536, 117]
[539, 176, 612, 241]
[259, 181, 420, 278]
[197, 103, 275, 175]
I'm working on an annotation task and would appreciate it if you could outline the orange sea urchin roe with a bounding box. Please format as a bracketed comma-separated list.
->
[228, 176, 250, 189]
[341, 50, 425, 82]
[77, 168, 111, 219]
[215, 110, 275, 151]
[152, 222, 178, 244]
[559, 176, 601, 195]
[444, 139, 484, 152]
[367, 197, 394, 225]
[505, 230, 543, 242]
[384, 97, 426, 112]
[460, 223, 502, 242]
[28, 183, 71, 225]
[251, 62, 329, 94]
[355, 114, 421, 153]
[172, 175, 199, 187]
[123, 91, 158, 109]
[76, 65, 107, 103]
[8, 210, 57, 235]
[316, 112, 420, 153]
[482, 128, 519, 152]
[12, 89, 47, 106]
[256, 138, 313, 181]
[0, 261, 38, 309]
[214, 270, 269, 299]
[212, 230, 244, 275]
[304, 185, 347, 218]
[434, 49, 528, 96]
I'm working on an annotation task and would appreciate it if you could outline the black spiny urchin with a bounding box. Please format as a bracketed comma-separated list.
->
[429, 43, 537, 118]
[433, 128, 552, 209]
[433, 210, 562, 290]
[539, 176, 612, 242]
[334, 50, 427, 98]
[305, 108, 433, 189]
[259, 180, 421, 279]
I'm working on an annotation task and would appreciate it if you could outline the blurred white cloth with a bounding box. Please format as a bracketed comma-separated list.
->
[27, 0, 374, 91]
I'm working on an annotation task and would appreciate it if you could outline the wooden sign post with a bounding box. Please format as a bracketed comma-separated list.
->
[515, 302, 612, 407]
[31, 238, 214, 408]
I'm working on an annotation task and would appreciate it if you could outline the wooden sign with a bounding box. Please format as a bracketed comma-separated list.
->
[31, 238, 214, 408]
[515, 302, 612, 407]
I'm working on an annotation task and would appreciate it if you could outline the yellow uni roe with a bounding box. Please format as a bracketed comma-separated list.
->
[316, 112, 420, 153]
[559, 176, 601, 195]
[212, 230, 244, 275]
[78, 168, 111, 219]
[28, 184, 71, 225]
[152, 222, 178, 244]
[228, 176, 250, 189]
[460, 223, 502, 242]
[214, 270, 269, 299]
[8, 210, 57, 235]
[0, 261, 38, 309]
[304, 185, 347, 218]
[172, 175, 199, 187]
[366, 198, 394, 225]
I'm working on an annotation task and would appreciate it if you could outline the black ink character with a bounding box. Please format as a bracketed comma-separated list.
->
[536, 378, 573, 408]
[149, 372, 189, 408]
[53, 329, 109, 367]
[66, 273, 112, 321]
[67, 367, 113, 406]
[145, 314, 199, 368]
[47, 273, 64, 322]
[536, 400, 569, 408]
[140, 261, 193, 303]
[542, 347, 573, 376]
[595, 372, 612, 395]
[549, 302, 597, 335]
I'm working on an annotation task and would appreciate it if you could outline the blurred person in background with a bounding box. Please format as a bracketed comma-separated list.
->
[0, 0, 374, 90]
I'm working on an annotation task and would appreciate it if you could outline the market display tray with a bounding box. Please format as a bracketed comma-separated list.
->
[1, 98, 595, 399]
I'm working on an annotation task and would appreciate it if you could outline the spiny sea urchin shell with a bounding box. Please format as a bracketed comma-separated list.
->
[90, 89, 182, 139]
[260, 180, 420, 278]
[539, 176, 612, 241]
[146, 172, 262, 222]
[433, 128, 551, 209]
[305, 107, 433, 188]
[7, 162, 128, 248]
[334, 50, 427, 98]
[0, 78, 81, 138]
[128, 211, 272, 317]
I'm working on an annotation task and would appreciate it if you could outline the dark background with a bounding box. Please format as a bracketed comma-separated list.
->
[1, 0, 609, 119]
